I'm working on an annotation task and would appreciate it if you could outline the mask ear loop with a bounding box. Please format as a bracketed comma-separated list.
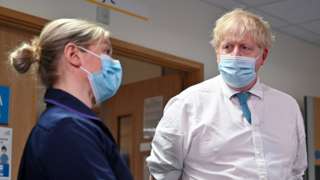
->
[77, 46, 117, 65]
[255, 47, 265, 60]
[255, 53, 262, 61]
[77, 46, 97, 75]
[77, 46, 100, 58]
[80, 66, 91, 75]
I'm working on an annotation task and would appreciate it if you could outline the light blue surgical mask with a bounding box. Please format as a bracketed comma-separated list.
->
[218, 55, 257, 88]
[79, 47, 122, 104]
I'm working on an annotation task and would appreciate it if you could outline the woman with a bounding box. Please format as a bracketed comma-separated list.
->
[9, 18, 132, 180]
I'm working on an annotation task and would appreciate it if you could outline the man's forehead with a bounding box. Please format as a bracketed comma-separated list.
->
[221, 33, 255, 44]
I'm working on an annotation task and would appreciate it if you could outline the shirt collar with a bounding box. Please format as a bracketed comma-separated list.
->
[44, 88, 100, 121]
[219, 75, 263, 99]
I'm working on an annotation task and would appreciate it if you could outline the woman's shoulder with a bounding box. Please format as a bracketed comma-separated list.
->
[38, 106, 95, 130]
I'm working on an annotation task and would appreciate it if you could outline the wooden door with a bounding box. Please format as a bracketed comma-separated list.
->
[305, 96, 320, 180]
[100, 74, 183, 180]
[0, 23, 41, 179]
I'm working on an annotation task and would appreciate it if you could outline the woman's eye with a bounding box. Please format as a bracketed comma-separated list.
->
[106, 47, 113, 55]
[104, 49, 111, 55]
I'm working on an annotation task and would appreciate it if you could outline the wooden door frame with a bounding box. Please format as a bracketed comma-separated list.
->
[0, 6, 204, 88]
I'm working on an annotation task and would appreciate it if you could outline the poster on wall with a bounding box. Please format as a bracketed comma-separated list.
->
[0, 86, 10, 125]
[86, 0, 149, 21]
[143, 96, 163, 139]
[0, 127, 12, 180]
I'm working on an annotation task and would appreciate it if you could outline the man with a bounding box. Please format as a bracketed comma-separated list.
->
[146, 9, 307, 180]
[0, 146, 8, 165]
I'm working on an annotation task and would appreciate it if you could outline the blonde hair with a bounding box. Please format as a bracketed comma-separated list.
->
[211, 8, 274, 50]
[9, 18, 110, 87]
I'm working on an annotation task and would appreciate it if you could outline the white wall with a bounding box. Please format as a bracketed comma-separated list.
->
[260, 31, 320, 105]
[108, 0, 223, 80]
[1, 0, 320, 106]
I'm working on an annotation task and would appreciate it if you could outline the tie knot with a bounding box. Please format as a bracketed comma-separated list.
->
[235, 92, 250, 104]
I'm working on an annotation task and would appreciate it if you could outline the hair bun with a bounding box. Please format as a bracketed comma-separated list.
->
[9, 38, 40, 74]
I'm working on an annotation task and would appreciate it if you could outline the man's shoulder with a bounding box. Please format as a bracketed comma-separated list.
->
[176, 76, 221, 99]
[261, 83, 298, 105]
[163, 76, 221, 113]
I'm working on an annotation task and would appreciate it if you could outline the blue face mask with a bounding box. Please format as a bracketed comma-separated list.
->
[79, 47, 122, 104]
[218, 55, 257, 88]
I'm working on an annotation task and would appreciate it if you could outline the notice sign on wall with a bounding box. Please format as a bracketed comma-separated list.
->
[0, 86, 10, 125]
[143, 96, 163, 139]
[0, 127, 12, 180]
[86, 0, 149, 21]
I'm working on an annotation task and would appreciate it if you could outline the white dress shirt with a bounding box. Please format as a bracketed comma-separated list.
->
[146, 75, 307, 180]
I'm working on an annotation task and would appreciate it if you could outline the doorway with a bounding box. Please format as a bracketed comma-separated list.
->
[100, 73, 183, 179]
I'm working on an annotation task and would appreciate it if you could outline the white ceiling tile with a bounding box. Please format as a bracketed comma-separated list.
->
[280, 26, 320, 46]
[238, 0, 285, 7]
[248, 9, 289, 28]
[200, 0, 246, 10]
[259, 0, 320, 24]
[200, 0, 320, 46]
[301, 20, 320, 35]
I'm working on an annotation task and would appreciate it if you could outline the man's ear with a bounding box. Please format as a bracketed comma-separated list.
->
[260, 48, 269, 66]
[64, 43, 82, 67]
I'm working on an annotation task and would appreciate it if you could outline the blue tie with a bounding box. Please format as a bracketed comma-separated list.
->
[235, 92, 251, 124]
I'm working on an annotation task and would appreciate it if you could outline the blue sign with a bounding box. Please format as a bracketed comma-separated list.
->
[0, 86, 10, 124]
[315, 150, 320, 160]
[0, 164, 9, 177]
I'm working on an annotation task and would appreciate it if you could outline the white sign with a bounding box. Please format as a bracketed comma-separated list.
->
[143, 96, 163, 139]
[87, 0, 149, 21]
[139, 142, 151, 152]
[0, 127, 12, 180]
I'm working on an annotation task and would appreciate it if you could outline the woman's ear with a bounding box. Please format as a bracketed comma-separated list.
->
[64, 43, 82, 67]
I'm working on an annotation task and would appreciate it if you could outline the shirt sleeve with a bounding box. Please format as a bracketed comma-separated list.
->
[291, 105, 307, 180]
[45, 118, 117, 180]
[146, 97, 192, 180]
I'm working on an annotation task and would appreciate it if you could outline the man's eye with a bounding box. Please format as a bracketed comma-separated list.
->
[241, 45, 253, 51]
[223, 45, 230, 49]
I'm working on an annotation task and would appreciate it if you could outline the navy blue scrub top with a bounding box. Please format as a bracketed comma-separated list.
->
[18, 88, 133, 180]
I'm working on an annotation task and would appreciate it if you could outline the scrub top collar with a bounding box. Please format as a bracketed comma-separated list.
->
[44, 88, 101, 121]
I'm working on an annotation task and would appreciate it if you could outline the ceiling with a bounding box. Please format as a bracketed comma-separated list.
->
[200, 0, 320, 46]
